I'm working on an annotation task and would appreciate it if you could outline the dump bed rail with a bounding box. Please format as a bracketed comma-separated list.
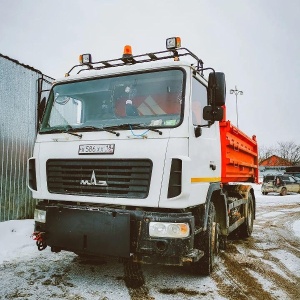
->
[219, 120, 258, 183]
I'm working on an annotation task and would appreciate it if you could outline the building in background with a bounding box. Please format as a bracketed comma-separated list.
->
[0, 54, 53, 222]
[259, 155, 292, 177]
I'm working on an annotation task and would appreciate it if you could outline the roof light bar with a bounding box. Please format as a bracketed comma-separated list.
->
[65, 37, 206, 76]
[166, 37, 181, 50]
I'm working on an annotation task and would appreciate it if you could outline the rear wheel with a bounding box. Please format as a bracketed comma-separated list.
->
[236, 193, 254, 238]
[280, 188, 287, 196]
[262, 191, 268, 195]
[191, 202, 218, 275]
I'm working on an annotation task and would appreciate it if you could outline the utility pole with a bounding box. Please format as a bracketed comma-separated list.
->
[230, 86, 243, 128]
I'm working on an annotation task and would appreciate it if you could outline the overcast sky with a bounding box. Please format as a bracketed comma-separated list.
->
[1, 0, 299, 148]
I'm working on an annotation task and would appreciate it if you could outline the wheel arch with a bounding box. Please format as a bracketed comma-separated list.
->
[201, 183, 256, 232]
[202, 183, 227, 233]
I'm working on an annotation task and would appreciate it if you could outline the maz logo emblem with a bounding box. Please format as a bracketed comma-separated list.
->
[80, 170, 108, 186]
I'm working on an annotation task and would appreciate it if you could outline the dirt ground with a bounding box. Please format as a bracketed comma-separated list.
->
[0, 193, 299, 300]
[212, 201, 300, 300]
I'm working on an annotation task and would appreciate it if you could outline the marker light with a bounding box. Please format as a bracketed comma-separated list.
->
[79, 53, 92, 65]
[123, 45, 133, 58]
[166, 37, 181, 50]
[149, 222, 190, 238]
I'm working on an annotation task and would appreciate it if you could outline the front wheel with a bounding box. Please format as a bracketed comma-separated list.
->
[191, 202, 218, 275]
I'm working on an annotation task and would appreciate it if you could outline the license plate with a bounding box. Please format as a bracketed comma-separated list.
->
[78, 144, 115, 154]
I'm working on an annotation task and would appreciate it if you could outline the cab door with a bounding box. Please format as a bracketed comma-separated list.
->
[188, 75, 221, 205]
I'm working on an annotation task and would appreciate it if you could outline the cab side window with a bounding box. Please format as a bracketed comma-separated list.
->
[191, 77, 207, 126]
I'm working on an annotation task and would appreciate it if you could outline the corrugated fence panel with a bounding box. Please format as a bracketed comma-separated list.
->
[0, 55, 53, 221]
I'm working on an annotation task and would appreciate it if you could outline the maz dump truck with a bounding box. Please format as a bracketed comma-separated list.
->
[29, 37, 258, 275]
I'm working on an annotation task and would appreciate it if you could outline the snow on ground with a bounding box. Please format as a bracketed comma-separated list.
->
[253, 183, 300, 238]
[0, 219, 35, 264]
[0, 184, 299, 300]
[0, 184, 299, 264]
[293, 220, 300, 238]
[251, 184, 300, 238]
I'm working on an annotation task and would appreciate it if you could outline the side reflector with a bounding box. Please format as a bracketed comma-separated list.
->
[166, 37, 181, 50]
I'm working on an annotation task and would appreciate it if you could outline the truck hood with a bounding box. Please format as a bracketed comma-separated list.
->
[33, 130, 188, 208]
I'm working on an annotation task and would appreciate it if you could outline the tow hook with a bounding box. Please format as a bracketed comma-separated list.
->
[32, 231, 47, 251]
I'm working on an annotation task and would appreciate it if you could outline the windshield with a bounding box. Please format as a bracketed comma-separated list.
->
[40, 69, 184, 133]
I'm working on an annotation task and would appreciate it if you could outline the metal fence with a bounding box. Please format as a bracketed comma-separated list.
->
[0, 54, 53, 222]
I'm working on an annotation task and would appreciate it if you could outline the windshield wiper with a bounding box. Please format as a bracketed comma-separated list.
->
[78, 126, 120, 136]
[132, 124, 163, 135]
[105, 123, 163, 135]
[40, 127, 83, 138]
[42, 123, 162, 137]
[65, 131, 83, 138]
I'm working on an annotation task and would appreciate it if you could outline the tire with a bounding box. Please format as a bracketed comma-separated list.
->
[280, 188, 287, 196]
[219, 235, 227, 250]
[262, 192, 268, 195]
[235, 193, 254, 239]
[191, 202, 218, 275]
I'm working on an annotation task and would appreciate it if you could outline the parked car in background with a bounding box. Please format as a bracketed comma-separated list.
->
[284, 166, 300, 178]
[261, 174, 300, 196]
[293, 176, 300, 183]
[262, 174, 276, 184]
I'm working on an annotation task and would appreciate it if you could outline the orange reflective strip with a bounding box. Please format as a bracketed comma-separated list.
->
[191, 177, 221, 183]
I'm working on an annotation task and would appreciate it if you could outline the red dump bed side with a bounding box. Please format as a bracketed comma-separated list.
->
[219, 120, 258, 183]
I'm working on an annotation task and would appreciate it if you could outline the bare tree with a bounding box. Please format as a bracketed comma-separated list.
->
[276, 141, 300, 165]
[259, 141, 300, 165]
[259, 145, 276, 163]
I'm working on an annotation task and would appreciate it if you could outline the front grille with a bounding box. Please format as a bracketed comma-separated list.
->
[47, 159, 152, 198]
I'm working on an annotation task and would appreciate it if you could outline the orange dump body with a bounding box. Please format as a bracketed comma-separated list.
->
[219, 120, 258, 184]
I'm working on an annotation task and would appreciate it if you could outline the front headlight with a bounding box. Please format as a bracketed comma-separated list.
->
[149, 222, 190, 238]
[34, 209, 46, 223]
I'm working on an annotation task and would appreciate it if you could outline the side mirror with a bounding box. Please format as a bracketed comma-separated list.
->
[208, 72, 226, 106]
[203, 106, 224, 121]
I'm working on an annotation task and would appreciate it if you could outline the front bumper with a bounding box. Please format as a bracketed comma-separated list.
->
[34, 201, 203, 266]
